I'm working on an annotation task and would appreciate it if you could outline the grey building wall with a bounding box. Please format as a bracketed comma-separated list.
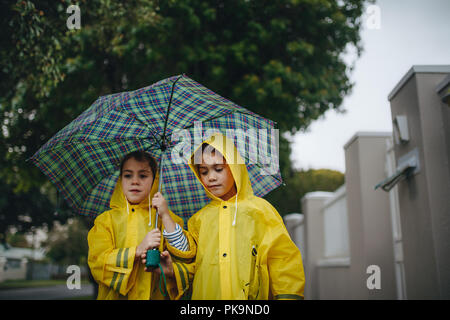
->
[301, 133, 398, 299]
[317, 265, 351, 299]
[388, 65, 450, 299]
[344, 132, 397, 299]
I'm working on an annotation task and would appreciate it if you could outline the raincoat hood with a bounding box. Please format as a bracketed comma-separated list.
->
[110, 172, 161, 208]
[189, 132, 254, 225]
[189, 133, 253, 201]
[110, 171, 160, 224]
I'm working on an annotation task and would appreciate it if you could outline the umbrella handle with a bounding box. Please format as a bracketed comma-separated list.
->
[152, 151, 164, 229]
[146, 248, 160, 269]
[145, 150, 165, 268]
[145, 248, 168, 297]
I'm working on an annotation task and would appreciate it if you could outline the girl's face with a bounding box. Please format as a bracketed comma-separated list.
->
[121, 157, 154, 205]
[198, 150, 236, 201]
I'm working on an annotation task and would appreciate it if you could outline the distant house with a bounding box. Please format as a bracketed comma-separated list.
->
[0, 244, 46, 261]
[0, 244, 46, 282]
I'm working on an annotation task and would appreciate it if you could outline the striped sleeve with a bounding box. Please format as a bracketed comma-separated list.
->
[163, 223, 189, 251]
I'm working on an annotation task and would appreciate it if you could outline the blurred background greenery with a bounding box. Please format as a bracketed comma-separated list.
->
[0, 0, 369, 262]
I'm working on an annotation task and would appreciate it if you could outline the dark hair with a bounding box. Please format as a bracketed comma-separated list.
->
[194, 143, 228, 172]
[120, 151, 158, 177]
[202, 142, 215, 153]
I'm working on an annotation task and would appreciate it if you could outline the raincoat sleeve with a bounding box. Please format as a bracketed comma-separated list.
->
[265, 204, 305, 300]
[164, 213, 199, 300]
[87, 212, 137, 296]
[163, 211, 197, 300]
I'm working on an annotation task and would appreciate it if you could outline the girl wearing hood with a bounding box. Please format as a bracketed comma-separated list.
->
[87, 151, 193, 300]
[169, 133, 305, 300]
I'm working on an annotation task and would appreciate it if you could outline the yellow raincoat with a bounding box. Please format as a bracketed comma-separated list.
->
[169, 133, 305, 300]
[87, 173, 192, 300]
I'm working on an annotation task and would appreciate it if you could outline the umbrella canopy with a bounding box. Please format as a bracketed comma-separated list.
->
[30, 75, 281, 223]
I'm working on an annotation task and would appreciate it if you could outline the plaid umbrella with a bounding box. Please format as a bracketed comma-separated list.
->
[30, 75, 281, 225]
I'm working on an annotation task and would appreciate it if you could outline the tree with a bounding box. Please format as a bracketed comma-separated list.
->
[45, 217, 89, 265]
[0, 179, 71, 245]
[266, 168, 345, 216]
[7, 232, 31, 248]
[0, 0, 159, 239]
[0, 0, 370, 233]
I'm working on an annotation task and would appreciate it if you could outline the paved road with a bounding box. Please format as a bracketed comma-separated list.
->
[0, 283, 95, 300]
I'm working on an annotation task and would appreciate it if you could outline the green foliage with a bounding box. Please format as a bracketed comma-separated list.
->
[7, 232, 31, 248]
[0, 180, 71, 243]
[0, 0, 369, 233]
[0, 0, 159, 237]
[298, 168, 346, 192]
[265, 168, 345, 216]
[45, 218, 89, 265]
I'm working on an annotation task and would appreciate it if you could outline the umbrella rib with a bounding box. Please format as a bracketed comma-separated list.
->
[110, 93, 164, 150]
[161, 74, 184, 149]
[182, 110, 234, 130]
[254, 163, 284, 182]
[79, 171, 120, 216]
[182, 109, 274, 130]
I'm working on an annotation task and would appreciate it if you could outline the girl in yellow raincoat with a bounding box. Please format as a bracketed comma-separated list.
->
[87, 151, 193, 300]
[168, 133, 305, 300]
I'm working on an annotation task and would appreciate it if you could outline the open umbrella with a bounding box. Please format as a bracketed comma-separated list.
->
[30, 75, 281, 224]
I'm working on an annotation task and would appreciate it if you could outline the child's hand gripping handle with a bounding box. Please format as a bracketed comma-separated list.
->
[146, 191, 168, 269]
[146, 200, 161, 269]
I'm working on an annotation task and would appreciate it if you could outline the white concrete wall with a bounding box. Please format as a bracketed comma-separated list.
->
[301, 192, 334, 300]
[322, 186, 349, 259]
[0, 258, 28, 282]
[283, 213, 305, 261]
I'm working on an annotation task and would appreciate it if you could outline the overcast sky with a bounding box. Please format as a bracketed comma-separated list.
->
[290, 0, 450, 172]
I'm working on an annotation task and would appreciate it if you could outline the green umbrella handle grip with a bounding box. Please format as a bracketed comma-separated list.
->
[145, 248, 168, 297]
[146, 248, 160, 269]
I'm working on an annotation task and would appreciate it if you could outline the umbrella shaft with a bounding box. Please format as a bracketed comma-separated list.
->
[154, 151, 165, 229]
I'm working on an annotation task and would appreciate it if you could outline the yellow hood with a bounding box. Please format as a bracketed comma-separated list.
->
[188, 132, 254, 202]
[110, 171, 160, 219]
